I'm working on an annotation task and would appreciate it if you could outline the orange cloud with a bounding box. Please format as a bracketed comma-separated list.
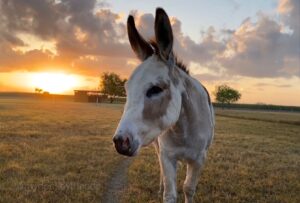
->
[1, 0, 299, 79]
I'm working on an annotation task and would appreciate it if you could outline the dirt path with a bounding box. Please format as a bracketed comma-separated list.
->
[101, 157, 133, 203]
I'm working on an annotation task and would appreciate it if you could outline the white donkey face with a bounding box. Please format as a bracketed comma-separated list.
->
[113, 8, 182, 156]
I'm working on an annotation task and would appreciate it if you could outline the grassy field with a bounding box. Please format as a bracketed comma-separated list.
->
[122, 109, 300, 203]
[0, 98, 299, 202]
[0, 98, 126, 202]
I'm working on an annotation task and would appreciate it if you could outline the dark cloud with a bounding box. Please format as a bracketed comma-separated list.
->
[134, 5, 299, 79]
[0, 32, 25, 46]
[219, 12, 300, 78]
[0, 0, 130, 74]
[279, 0, 300, 32]
[218, 0, 299, 78]
[219, 17, 285, 77]
[0, 0, 298, 80]
[0, 0, 61, 39]
[174, 24, 226, 65]
[134, 13, 226, 67]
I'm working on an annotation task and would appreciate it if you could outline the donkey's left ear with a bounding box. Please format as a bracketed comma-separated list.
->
[128, 15, 154, 61]
[155, 8, 173, 60]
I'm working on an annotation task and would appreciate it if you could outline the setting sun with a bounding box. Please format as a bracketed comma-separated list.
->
[30, 72, 80, 94]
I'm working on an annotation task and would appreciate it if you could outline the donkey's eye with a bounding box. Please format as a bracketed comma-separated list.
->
[146, 86, 163, 98]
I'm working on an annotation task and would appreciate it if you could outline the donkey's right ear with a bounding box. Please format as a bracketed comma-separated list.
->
[127, 15, 153, 61]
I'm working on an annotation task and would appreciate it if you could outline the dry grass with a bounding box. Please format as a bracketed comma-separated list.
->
[1, 99, 299, 202]
[0, 98, 125, 202]
[122, 110, 300, 203]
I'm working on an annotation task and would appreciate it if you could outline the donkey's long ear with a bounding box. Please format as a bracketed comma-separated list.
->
[155, 8, 173, 60]
[127, 15, 153, 61]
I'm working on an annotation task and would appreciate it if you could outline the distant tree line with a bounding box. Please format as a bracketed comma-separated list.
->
[99, 73, 243, 105]
[97, 73, 300, 112]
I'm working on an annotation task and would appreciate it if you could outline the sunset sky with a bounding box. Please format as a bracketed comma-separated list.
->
[0, 0, 299, 106]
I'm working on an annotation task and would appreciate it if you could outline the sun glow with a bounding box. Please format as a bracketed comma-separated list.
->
[30, 72, 80, 94]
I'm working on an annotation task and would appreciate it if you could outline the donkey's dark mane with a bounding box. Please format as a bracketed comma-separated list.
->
[149, 40, 189, 75]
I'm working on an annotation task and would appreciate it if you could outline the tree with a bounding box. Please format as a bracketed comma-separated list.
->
[214, 84, 241, 105]
[99, 72, 127, 103]
[35, 88, 43, 94]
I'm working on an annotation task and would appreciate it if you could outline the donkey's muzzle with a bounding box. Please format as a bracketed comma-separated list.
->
[113, 134, 137, 156]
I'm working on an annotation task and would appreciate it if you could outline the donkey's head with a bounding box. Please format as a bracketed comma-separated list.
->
[113, 8, 183, 156]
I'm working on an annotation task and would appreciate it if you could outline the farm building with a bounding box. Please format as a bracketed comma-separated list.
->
[74, 90, 107, 103]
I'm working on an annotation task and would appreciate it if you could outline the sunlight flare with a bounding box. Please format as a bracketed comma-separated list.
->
[30, 72, 80, 94]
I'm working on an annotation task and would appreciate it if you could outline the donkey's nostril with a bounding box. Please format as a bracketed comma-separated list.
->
[113, 136, 124, 148]
[113, 136, 119, 144]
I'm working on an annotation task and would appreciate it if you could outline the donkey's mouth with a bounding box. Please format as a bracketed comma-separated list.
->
[113, 136, 139, 157]
[115, 146, 138, 157]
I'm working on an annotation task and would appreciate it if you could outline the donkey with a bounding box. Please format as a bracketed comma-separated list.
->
[112, 8, 215, 203]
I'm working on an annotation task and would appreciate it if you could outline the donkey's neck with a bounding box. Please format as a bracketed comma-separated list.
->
[163, 69, 212, 146]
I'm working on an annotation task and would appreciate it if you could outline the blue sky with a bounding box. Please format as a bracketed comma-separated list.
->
[108, 0, 278, 41]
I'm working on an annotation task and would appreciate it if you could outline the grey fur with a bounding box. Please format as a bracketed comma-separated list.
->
[114, 8, 215, 203]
